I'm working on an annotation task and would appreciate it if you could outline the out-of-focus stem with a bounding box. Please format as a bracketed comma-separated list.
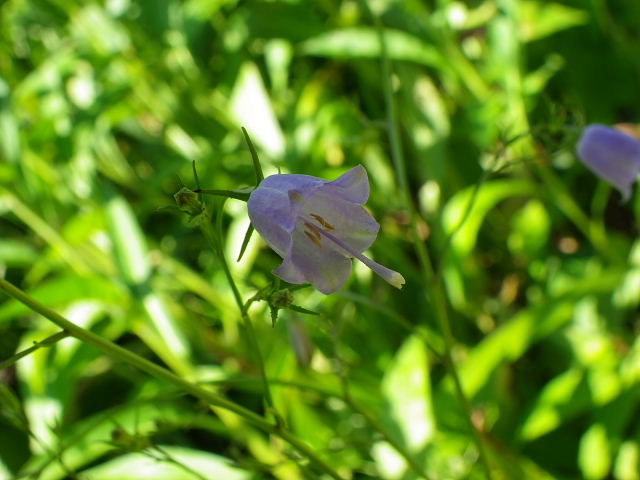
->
[373, 16, 495, 480]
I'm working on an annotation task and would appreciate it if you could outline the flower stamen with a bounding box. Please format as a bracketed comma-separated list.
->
[303, 222, 323, 248]
[309, 223, 405, 289]
[310, 213, 335, 231]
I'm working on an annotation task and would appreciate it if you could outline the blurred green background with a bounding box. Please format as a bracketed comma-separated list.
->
[1, 0, 640, 479]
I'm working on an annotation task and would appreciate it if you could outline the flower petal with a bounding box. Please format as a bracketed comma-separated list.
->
[323, 165, 370, 204]
[273, 225, 352, 294]
[247, 186, 294, 257]
[311, 225, 405, 290]
[258, 173, 325, 192]
[302, 191, 380, 253]
[576, 124, 640, 201]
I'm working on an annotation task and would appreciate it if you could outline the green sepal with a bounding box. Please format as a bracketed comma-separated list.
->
[237, 224, 255, 262]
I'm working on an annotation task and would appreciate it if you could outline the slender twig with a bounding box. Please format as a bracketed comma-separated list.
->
[0, 330, 70, 370]
[0, 277, 344, 480]
[193, 189, 250, 202]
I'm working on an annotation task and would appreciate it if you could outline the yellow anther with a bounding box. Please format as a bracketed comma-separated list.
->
[304, 222, 321, 238]
[310, 213, 335, 231]
[304, 230, 323, 248]
[303, 222, 323, 248]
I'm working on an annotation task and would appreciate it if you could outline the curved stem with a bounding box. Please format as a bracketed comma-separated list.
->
[199, 201, 278, 422]
[0, 277, 344, 480]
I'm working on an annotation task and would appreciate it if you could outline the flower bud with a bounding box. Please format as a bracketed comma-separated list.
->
[174, 188, 202, 216]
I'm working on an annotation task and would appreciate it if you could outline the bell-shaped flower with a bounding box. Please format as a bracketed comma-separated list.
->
[248, 165, 405, 294]
[576, 124, 640, 201]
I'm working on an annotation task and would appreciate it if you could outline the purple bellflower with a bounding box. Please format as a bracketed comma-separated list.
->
[576, 124, 640, 201]
[248, 165, 405, 294]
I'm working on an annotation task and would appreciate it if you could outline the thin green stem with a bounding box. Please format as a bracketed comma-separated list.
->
[194, 189, 250, 202]
[0, 277, 344, 480]
[199, 201, 278, 422]
[0, 330, 70, 370]
[373, 15, 494, 480]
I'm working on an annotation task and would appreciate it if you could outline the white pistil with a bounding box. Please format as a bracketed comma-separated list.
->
[304, 219, 405, 289]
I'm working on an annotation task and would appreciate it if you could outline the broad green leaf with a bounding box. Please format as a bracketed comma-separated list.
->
[458, 298, 575, 399]
[71, 5, 131, 54]
[229, 62, 285, 158]
[0, 275, 126, 324]
[0, 77, 20, 164]
[442, 179, 536, 256]
[300, 27, 445, 69]
[614, 239, 640, 308]
[518, 368, 587, 441]
[77, 447, 251, 480]
[382, 335, 434, 452]
[519, 1, 589, 42]
[0, 239, 39, 266]
[19, 400, 227, 480]
[106, 196, 192, 373]
[508, 199, 550, 257]
[371, 441, 407, 480]
[614, 441, 640, 480]
[579, 423, 611, 480]
[106, 196, 150, 285]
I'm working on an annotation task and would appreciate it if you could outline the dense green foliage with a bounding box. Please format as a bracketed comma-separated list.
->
[1, 0, 640, 479]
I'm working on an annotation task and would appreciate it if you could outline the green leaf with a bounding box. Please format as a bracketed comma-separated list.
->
[382, 335, 434, 452]
[105, 196, 150, 285]
[458, 298, 576, 399]
[518, 368, 588, 441]
[229, 63, 285, 159]
[78, 447, 252, 480]
[508, 199, 551, 257]
[0, 239, 39, 266]
[0, 275, 126, 324]
[520, 1, 589, 42]
[236, 223, 254, 262]
[442, 179, 536, 256]
[287, 305, 319, 316]
[579, 423, 611, 480]
[300, 27, 445, 69]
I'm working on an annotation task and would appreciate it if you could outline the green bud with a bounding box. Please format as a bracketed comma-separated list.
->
[272, 289, 293, 309]
[174, 188, 202, 216]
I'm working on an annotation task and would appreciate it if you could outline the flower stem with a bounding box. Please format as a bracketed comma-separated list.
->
[0, 277, 344, 480]
[0, 330, 70, 370]
[373, 14, 495, 479]
[199, 201, 279, 423]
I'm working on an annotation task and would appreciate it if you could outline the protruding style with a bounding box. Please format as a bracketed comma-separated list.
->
[248, 165, 405, 294]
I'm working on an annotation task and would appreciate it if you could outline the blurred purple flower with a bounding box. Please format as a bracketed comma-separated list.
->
[248, 165, 405, 294]
[576, 124, 640, 201]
